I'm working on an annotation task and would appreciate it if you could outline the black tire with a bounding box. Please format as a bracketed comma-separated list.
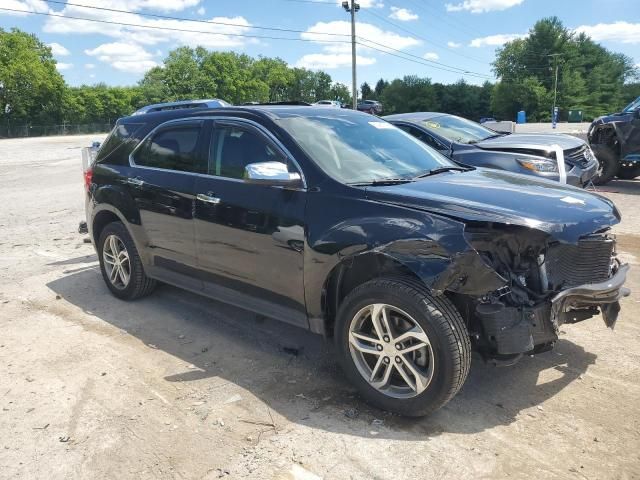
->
[334, 277, 471, 417]
[97, 221, 156, 300]
[616, 164, 640, 180]
[591, 145, 619, 185]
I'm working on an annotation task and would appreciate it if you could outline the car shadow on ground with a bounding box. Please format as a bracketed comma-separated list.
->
[47, 266, 597, 440]
[592, 178, 640, 196]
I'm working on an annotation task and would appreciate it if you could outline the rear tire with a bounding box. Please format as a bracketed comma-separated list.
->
[334, 277, 471, 417]
[591, 145, 619, 185]
[98, 221, 156, 300]
[616, 164, 640, 180]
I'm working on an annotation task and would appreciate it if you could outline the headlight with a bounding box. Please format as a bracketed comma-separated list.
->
[585, 146, 595, 162]
[517, 158, 559, 173]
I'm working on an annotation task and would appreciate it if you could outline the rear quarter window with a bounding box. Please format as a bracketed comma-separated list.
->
[96, 123, 144, 164]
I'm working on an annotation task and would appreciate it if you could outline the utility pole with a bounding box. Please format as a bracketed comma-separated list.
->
[548, 53, 561, 128]
[342, 1, 359, 109]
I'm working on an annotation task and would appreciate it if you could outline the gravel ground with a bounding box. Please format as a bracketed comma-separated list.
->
[1, 135, 639, 480]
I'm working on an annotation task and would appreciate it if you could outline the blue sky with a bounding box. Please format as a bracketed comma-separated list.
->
[1, 0, 639, 90]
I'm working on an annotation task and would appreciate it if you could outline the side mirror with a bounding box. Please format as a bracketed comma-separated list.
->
[244, 161, 302, 187]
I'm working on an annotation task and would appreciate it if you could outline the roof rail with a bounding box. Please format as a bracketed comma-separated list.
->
[132, 99, 231, 115]
[240, 101, 312, 106]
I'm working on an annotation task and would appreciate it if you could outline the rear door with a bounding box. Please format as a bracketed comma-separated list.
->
[128, 119, 207, 285]
[193, 119, 308, 327]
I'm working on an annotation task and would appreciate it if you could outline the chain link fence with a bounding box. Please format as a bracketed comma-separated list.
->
[0, 123, 112, 139]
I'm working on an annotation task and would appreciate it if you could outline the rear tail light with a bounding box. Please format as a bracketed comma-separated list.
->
[84, 168, 93, 192]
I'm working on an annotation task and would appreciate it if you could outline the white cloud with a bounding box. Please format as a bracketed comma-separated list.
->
[85, 42, 158, 74]
[574, 22, 640, 44]
[85, 63, 96, 69]
[48, 42, 70, 56]
[446, 0, 524, 13]
[389, 7, 418, 21]
[423, 52, 439, 60]
[469, 33, 525, 47]
[0, 0, 48, 16]
[196, 6, 205, 15]
[298, 20, 418, 70]
[42, 2, 254, 50]
[56, 62, 73, 71]
[447, 41, 462, 48]
[296, 53, 376, 69]
[302, 20, 419, 51]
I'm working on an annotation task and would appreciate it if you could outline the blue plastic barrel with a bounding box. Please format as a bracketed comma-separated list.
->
[516, 110, 526, 124]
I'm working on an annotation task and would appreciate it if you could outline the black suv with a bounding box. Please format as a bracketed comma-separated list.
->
[85, 106, 629, 416]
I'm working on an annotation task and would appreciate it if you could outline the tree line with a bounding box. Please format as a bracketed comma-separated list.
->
[1, 17, 638, 133]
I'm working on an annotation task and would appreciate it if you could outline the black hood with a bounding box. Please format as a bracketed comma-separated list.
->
[365, 169, 620, 243]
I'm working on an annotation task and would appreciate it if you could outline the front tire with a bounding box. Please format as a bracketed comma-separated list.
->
[98, 221, 156, 300]
[334, 277, 471, 417]
[591, 145, 619, 185]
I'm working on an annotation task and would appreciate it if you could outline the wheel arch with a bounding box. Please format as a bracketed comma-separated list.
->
[319, 252, 436, 337]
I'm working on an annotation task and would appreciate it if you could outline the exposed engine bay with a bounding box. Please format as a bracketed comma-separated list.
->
[455, 225, 629, 364]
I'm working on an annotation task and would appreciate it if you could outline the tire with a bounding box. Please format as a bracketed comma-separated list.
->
[591, 145, 619, 185]
[97, 221, 156, 300]
[616, 164, 640, 180]
[334, 277, 471, 417]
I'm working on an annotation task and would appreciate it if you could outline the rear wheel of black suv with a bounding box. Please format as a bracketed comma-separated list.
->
[334, 277, 471, 417]
[98, 221, 156, 300]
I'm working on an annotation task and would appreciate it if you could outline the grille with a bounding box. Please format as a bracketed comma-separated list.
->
[563, 145, 591, 168]
[545, 236, 614, 289]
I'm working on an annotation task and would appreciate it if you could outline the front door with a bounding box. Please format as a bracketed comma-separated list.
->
[194, 120, 307, 327]
[128, 119, 207, 281]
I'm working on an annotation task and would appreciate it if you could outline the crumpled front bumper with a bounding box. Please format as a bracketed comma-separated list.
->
[551, 263, 630, 329]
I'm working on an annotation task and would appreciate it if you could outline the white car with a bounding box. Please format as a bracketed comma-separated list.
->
[313, 100, 342, 108]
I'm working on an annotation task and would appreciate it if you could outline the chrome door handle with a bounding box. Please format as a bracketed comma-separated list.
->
[197, 193, 221, 205]
[127, 177, 144, 187]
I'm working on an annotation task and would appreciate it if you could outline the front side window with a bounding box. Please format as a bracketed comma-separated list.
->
[277, 113, 454, 184]
[209, 125, 288, 179]
[135, 124, 202, 172]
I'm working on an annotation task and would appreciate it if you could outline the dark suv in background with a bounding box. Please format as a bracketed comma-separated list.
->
[357, 100, 383, 115]
[84, 105, 628, 416]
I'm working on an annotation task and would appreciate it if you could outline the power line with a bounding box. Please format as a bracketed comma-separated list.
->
[42, 0, 351, 39]
[0, 7, 352, 44]
[357, 36, 492, 78]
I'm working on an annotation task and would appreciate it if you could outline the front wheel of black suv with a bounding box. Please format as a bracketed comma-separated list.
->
[98, 221, 157, 300]
[334, 277, 471, 417]
[591, 145, 619, 185]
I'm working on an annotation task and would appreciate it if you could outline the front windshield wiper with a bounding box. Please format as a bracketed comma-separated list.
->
[477, 132, 510, 142]
[348, 177, 414, 186]
[413, 166, 471, 179]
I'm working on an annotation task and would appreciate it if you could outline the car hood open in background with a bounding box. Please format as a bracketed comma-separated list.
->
[365, 169, 620, 243]
[473, 133, 584, 151]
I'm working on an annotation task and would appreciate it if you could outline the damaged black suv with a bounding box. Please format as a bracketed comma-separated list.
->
[85, 106, 629, 416]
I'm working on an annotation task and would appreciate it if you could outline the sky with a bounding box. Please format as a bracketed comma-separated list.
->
[1, 0, 639, 90]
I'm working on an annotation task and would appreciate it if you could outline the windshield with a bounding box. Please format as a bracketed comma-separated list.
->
[623, 96, 640, 113]
[420, 115, 497, 144]
[276, 113, 455, 184]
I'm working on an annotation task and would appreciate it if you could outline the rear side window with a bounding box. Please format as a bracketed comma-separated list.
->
[134, 124, 203, 172]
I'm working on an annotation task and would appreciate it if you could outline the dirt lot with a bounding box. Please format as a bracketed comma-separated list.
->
[1, 135, 639, 479]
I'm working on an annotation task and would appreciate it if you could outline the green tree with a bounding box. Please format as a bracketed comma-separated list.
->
[492, 17, 637, 120]
[0, 28, 66, 125]
[360, 81, 372, 100]
[374, 78, 389, 99]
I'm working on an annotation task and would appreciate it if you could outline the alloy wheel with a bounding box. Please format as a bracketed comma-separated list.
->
[348, 303, 435, 399]
[102, 234, 131, 290]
